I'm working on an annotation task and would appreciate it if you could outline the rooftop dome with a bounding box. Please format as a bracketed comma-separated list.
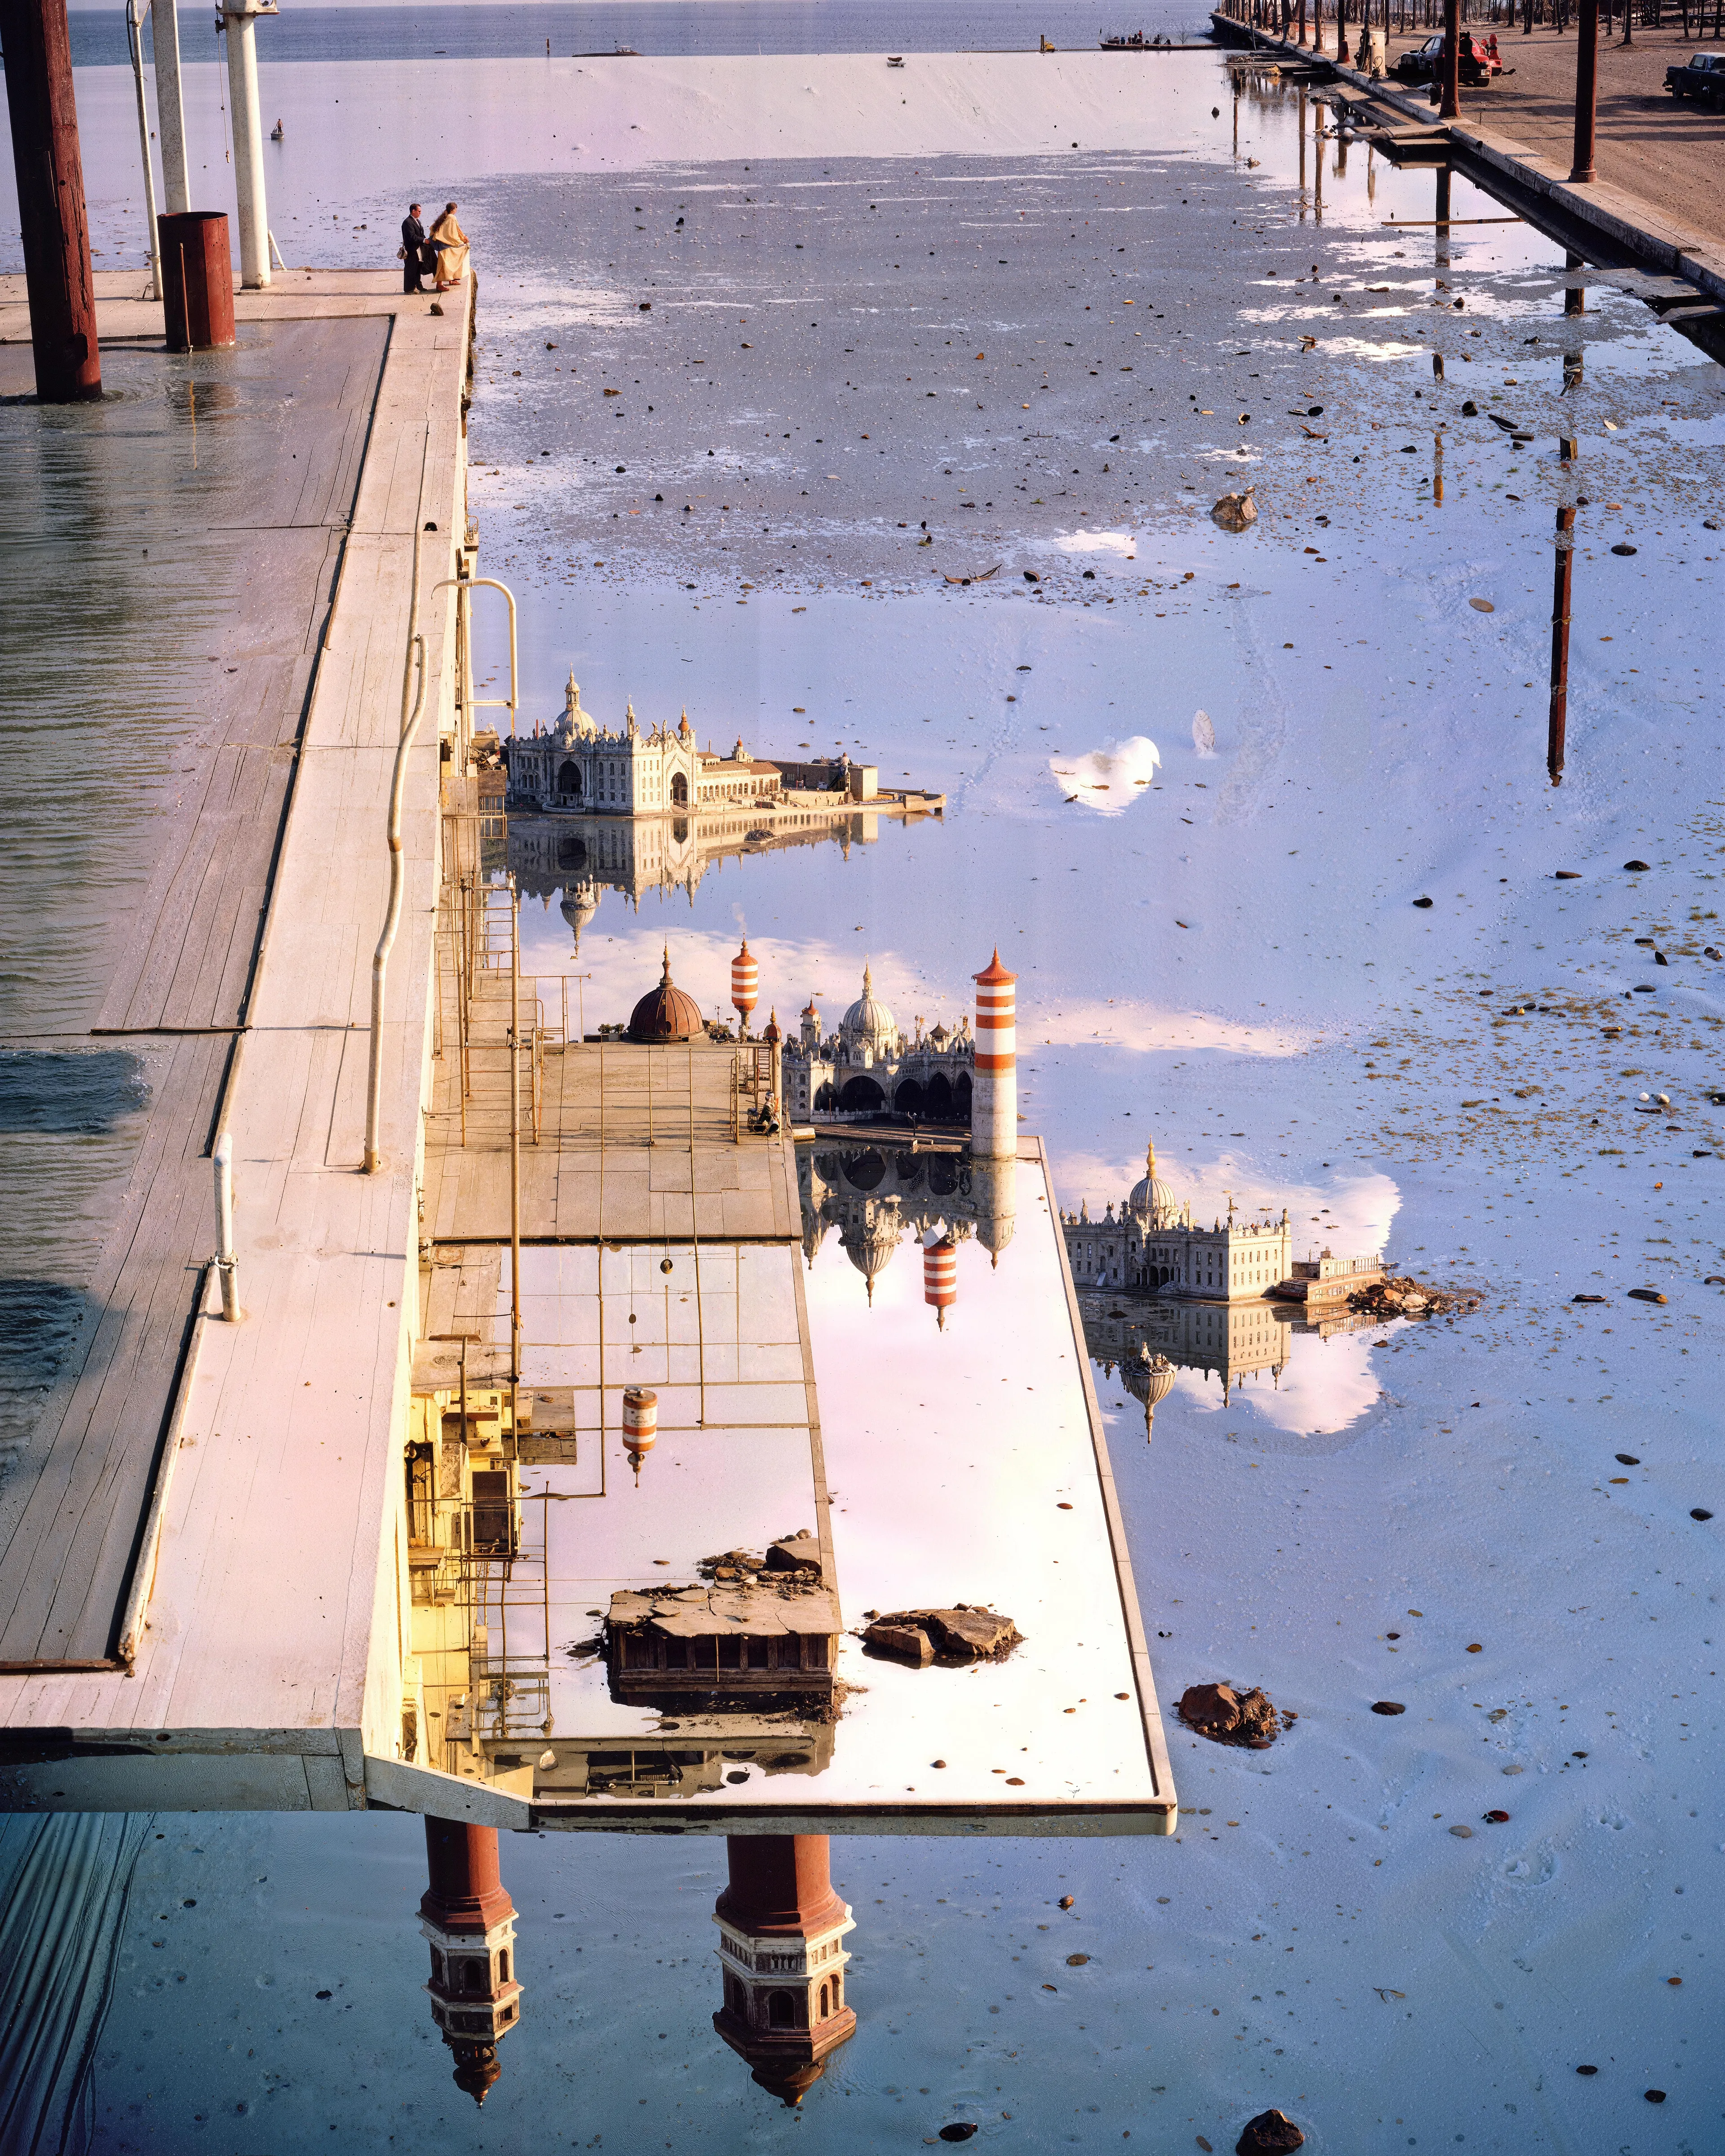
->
[628, 948, 706, 1043]
[559, 881, 600, 948]
[1127, 1141, 1180, 1229]
[840, 963, 897, 1051]
[552, 670, 597, 745]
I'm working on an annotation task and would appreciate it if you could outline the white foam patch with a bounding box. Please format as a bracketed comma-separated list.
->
[1052, 527, 1138, 556]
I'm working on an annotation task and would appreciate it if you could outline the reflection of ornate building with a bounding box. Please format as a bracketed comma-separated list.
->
[1080, 1292, 1295, 1438]
[1063, 1144, 1292, 1299]
[798, 1143, 1016, 1308]
[501, 683, 943, 945]
[418, 1820, 522, 2107]
[783, 967, 975, 1123]
[713, 1836, 857, 2106]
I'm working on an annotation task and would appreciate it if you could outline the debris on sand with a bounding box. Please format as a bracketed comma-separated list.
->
[1211, 486, 1258, 532]
[1236, 2108, 1306, 2155]
[1348, 1274, 1479, 1320]
[863, 1605, 1022, 1665]
[1177, 1681, 1292, 1749]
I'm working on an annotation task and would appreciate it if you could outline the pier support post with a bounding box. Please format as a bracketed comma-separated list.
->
[0, 0, 101, 402]
[1548, 503, 1575, 786]
[1570, 0, 1599, 178]
[219, 0, 274, 287]
[152, 0, 192, 212]
[1440, 0, 1462, 114]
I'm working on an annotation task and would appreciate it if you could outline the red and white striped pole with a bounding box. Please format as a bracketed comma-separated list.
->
[731, 938, 759, 1037]
[622, 1386, 657, 1483]
[922, 1234, 957, 1331]
[971, 950, 1017, 1161]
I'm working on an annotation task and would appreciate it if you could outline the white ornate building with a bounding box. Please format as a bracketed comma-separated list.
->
[781, 966, 977, 1124]
[505, 676, 783, 817]
[1062, 1144, 1293, 1301]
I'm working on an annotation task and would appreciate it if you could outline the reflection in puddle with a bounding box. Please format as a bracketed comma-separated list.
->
[1048, 733, 1160, 814]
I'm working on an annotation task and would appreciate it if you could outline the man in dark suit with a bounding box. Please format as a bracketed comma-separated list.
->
[402, 203, 427, 294]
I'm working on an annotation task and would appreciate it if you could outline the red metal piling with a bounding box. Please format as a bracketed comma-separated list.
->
[0, 0, 101, 401]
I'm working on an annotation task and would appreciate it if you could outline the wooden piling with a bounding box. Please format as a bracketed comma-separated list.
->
[0, 0, 101, 401]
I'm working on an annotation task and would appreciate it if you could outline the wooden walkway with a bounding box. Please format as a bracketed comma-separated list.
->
[0, 280, 469, 1691]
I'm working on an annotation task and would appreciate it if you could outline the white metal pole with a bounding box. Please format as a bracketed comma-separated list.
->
[365, 521, 428, 1175]
[125, 0, 164, 299]
[213, 1130, 242, 1320]
[151, 0, 190, 214]
[221, 0, 273, 288]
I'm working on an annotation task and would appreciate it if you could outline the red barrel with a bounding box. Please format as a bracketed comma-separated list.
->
[158, 212, 235, 351]
[622, 1386, 658, 1459]
[923, 1237, 957, 1330]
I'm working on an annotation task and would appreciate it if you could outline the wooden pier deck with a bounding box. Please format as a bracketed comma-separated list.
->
[0, 275, 473, 1742]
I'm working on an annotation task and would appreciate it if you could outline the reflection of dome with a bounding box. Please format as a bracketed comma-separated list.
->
[559, 881, 600, 948]
[840, 964, 897, 1052]
[839, 1201, 902, 1303]
[628, 948, 706, 1042]
[1127, 1141, 1180, 1229]
[1124, 1346, 1177, 1440]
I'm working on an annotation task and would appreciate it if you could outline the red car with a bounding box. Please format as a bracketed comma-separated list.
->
[1392, 32, 1503, 86]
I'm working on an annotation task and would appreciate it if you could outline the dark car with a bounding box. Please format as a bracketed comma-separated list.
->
[1665, 52, 1725, 107]
[1393, 32, 1499, 86]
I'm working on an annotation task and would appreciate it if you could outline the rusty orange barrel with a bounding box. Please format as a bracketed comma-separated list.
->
[622, 1386, 658, 1457]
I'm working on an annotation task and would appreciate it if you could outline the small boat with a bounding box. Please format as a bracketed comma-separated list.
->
[887, 54, 905, 66]
[269, 118, 283, 140]
[613, 43, 639, 54]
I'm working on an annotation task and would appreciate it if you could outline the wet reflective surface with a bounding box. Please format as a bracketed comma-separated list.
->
[4, 40, 1724, 2156]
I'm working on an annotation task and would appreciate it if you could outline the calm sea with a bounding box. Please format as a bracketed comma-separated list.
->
[64, 0, 1216, 68]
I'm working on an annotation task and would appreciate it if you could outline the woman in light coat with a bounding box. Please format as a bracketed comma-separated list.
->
[427, 202, 469, 291]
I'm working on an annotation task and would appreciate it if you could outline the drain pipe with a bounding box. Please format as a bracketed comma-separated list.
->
[364, 523, 427, 1175]
[213, 1129, 242, 1319]
[152, 0, 191, 213]
[124, 0, 164, 300]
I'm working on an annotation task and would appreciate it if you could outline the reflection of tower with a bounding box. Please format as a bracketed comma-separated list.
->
[713, 1836, 857, 2106]
[971, 950, 1016, 1160]
[732, 937, 759, 1037]
[923, 1233, 957, 1330]
[968, 1151, 1017, 1269]
[1124, 1344, 1177, 1444]
[418, 1819, 523, 2107]
[839, 1199, 902, 1305]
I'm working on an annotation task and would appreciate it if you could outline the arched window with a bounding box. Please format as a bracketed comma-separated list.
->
[768, 1989, 796, 2028]
[557, 759, 583, 797]
[818, 1981, 830, 2019]
[893, 1078, 924, 1118]
[924, 1072, 953, 1119]
[429, 1946, 445, 1984]
[838, 1074, 885, 1113]
[671, 772, 689, 806]
[498, 1948, 510, 1984]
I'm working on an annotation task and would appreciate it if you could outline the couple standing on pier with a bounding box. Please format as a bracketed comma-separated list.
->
[401, 202, 469, 294]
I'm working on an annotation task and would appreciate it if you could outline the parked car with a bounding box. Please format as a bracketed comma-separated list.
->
[1392, 32, 1500, 87]
[1665, 52, 1725, 107]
